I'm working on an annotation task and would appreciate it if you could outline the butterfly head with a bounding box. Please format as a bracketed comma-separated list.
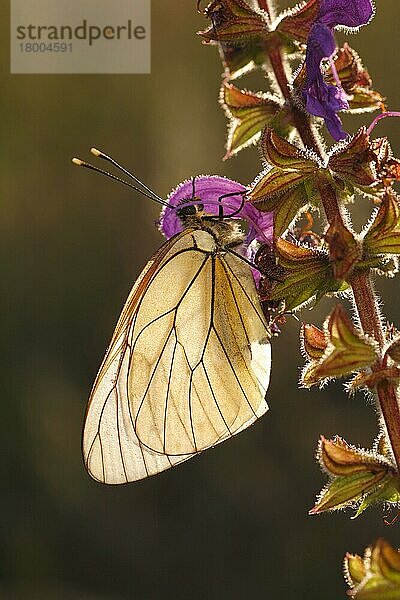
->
[175, 197, 205, 221]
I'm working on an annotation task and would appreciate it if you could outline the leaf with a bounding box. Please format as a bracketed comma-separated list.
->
[328, 128, 378, 188]
[221, 83, 281, 157]
[363, 193, 400, 256]
[198, 0, 268, 44]
[301, 323, 327, 360]
[267, 239, 343, 311]
[276, 0, 320, 44]
[307, 304, 377, 384]
[325, 216, 361, 279]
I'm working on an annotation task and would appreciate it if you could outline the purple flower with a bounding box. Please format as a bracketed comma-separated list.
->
[305, 22, 349, 140]
[318, 0, 374, 29]
[304, 0, 374, 140]
[159, 175, 273, 246]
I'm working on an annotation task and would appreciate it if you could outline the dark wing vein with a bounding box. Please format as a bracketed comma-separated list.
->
[222, 258, 269, 334]
[132, 254, 210, 451]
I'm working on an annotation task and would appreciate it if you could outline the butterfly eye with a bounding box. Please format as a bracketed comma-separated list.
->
[176, 202, 204, 219]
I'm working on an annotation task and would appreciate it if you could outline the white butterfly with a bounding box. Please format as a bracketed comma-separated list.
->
[74, 149, 272, 483]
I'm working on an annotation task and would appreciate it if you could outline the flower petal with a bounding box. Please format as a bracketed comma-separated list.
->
[304, 23, 349, 140]
[306, 23, 336, 84]
[318, 0, 374, 29]
[159, 175, 273, 245]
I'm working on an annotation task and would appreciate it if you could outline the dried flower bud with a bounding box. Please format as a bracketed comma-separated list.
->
[345, 539, 400, 599]
[302, 304, 377, 386]
[328, 128, 377, 188]
[310, 436, 396, 515]
[325, 216, 361, 279]
[301, 323, 327, 360]
[267, 239, 345, 311]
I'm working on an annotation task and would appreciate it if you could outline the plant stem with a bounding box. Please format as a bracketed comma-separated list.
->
[321, 181, 400, 470]
[260, 0, 400, 471]
[257, 0, 273, 20]
[377, 381, 400, 471]
[350, 270, 384, 346]
[351, 270, 400, 470]
[267, 38, 325, 156]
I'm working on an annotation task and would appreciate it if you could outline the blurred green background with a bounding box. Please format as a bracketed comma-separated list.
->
[1, 1, 400, 598]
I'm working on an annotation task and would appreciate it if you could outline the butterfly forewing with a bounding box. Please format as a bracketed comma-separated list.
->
[83, 227, 271, 484]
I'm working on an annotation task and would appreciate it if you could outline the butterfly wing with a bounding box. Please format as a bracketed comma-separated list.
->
[83, 228, 271, 484]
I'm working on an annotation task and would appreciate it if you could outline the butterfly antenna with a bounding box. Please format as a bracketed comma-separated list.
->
[72, 157, 172, 209]
[90, 147, 166, 205]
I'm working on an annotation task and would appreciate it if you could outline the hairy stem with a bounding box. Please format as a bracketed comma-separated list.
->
[350, 270, 384, 346]
[351, 271, 400, 470]
[260, 0, 400, 471]
[322, 183, 400, 470]
[377, 380, 400, 471]
[266, 38, 325, 156]
[258, 0, 271, 19]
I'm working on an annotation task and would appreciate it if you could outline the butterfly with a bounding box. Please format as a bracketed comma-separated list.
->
[73, 148, 272, 484]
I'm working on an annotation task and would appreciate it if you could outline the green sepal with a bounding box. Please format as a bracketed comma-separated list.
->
[221, 83, 281, 157]
[325, 216, 361, 280]
[310, 471, 389, 514]
[276, 0, 320, 44]
[386, 338, 400, 364]
[302, 305, 377, 386]
[353, 477, 400, 518]
[218, 40, 266, 80]
[271, 185, 310, 237]
[267, 239, 343, 311]
[345, 554, 367, 587]
[327, 44, 385, 114]
[249, 129, 319, 226]
[198, 0, 268, 44]
[363, 193, 400, 256]
[250, 167, 310, 204]
[260, 127, 317, 171]
[328, 128, 377, 188]
[311, 436, 396, 516]
[345, 540, 400, 599]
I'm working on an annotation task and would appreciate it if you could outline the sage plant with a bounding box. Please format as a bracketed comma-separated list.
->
[197, 0, 400, 596]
